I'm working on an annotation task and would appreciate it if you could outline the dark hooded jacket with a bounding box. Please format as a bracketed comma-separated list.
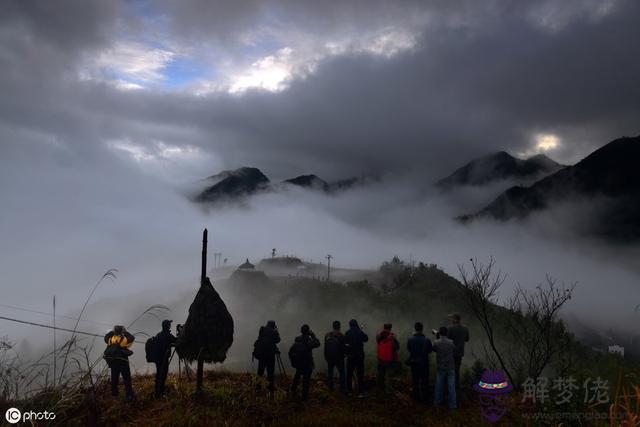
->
[291, 333, 320, 370]
[407, 332, 433, 365]
[344, 326, 369, 358]
[155, 329, 177, 363]
[254, 324, 281, 360]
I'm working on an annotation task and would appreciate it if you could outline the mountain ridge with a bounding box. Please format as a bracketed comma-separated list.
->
[437, 151, 564, 189]
[464, 136, 640, 240]
[194, 168, 375, 204]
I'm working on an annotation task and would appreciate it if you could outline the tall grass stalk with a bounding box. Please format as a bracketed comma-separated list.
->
[58, 269, 118, 383]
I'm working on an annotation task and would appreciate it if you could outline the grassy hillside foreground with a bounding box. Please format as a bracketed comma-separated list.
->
[4, 369, 636, 426]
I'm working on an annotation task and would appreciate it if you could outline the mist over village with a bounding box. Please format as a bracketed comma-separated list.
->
[1, 1, 639, 425]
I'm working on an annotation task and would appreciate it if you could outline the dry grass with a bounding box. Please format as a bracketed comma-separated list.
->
[609, 384, 640, 427]
[1, 370, 552, 426]
[3, 368, 638, 426]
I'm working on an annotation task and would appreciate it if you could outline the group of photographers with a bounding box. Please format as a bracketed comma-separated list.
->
[253, 313, 468, 408]
[103, 320, 178, 400]
[103, 313, 468, 408]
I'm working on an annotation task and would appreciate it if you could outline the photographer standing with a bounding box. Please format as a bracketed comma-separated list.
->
[253, 320, 281, 393]
[433, 326, 457, 409]
[447, 313, 469, 390]
[407, 322, 432, 402]
[153, 320, 176, 398]
[324, 320, 346, 392]
[344, 319, 369, 397]
[104, 325, 135, 400]
[376, 323, 400, 391]
[288, 324, 320, 400]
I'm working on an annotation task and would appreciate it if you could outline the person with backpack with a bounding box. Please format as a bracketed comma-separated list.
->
[253, 320, 281, 393]
[288, 324, 320, 400]
[344, 319, 368, 397]
[407, 322, 433, 402]
[324, 320, 346, 392]
[104, 325, 135, 400]
[447, 313, 469, 390]
[433, 326, 457, 409]
[376, 323, 400, 391]
[147, 319, 176, 398]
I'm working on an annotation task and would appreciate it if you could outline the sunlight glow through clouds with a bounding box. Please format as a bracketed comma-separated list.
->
[193, 28, 418, 95]
[229, 47, 297, 93]
[518, 133, 562, 158]
[108, 140, 199, 162]
[536, 133, 560, 151]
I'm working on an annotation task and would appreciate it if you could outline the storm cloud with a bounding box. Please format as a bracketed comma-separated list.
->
[1, 0, 640, 357]
[1, 0, 639, 180]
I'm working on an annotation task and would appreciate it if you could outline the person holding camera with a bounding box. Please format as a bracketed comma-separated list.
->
[324, 320, 346, 392]
[344, 319, 368, 397]
[406, 322, 433, 403]
[376, 323, 400, 391]
[288, 324, 320, 400]
[103, 325, 135, 400]
[152, 319, 176, 398]
[433, 326, 457, 409]
[447, 313, 469, 390]
[253, 320, 281, 393]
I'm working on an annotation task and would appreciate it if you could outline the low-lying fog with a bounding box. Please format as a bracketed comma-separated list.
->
[1, 149, 639, 370]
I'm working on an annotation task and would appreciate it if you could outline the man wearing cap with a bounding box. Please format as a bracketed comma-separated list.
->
[154, 319, 177, 397]
[447, 313, 469, 390]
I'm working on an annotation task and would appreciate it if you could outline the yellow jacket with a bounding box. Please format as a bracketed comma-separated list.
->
[105, 331, 134, 349]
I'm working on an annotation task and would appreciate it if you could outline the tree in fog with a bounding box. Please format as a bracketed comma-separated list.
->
[458, 258, 575, 389]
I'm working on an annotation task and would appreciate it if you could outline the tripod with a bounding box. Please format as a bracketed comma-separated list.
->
[275, 351, 287, 379]
[172, 348, 193, 382]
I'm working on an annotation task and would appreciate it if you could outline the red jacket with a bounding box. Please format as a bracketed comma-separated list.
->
[377, 330, 399, 362]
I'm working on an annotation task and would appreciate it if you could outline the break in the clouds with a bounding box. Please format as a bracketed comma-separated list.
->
[1, 0, 639, 181]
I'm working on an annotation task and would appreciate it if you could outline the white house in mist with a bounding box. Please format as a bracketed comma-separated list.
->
[608, 345, 624, 357]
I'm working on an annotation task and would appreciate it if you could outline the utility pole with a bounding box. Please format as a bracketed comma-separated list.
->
[201, 229, 207, 286]
[326, 254, 332, 281]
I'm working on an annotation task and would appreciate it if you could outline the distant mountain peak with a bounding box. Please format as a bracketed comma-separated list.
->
[195, 167, 379, 204]
[283, 174, 330, 192]
[465, 136, 640, 241]
[196, 166, 270, 204]
[437, 150, 563, 189]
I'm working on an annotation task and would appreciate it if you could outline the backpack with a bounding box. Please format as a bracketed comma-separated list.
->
[103, 343, 122, 361]
[324, 334, 343, 361]
[253, 337, 269, 361]
[145, 335, 159, 363]
[252, 328, 272, 361]
[288, 341, 307, 369]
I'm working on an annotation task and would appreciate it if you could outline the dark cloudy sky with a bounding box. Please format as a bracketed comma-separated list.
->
[1, 0, 639, 183]
[2, 0, 640, 351]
